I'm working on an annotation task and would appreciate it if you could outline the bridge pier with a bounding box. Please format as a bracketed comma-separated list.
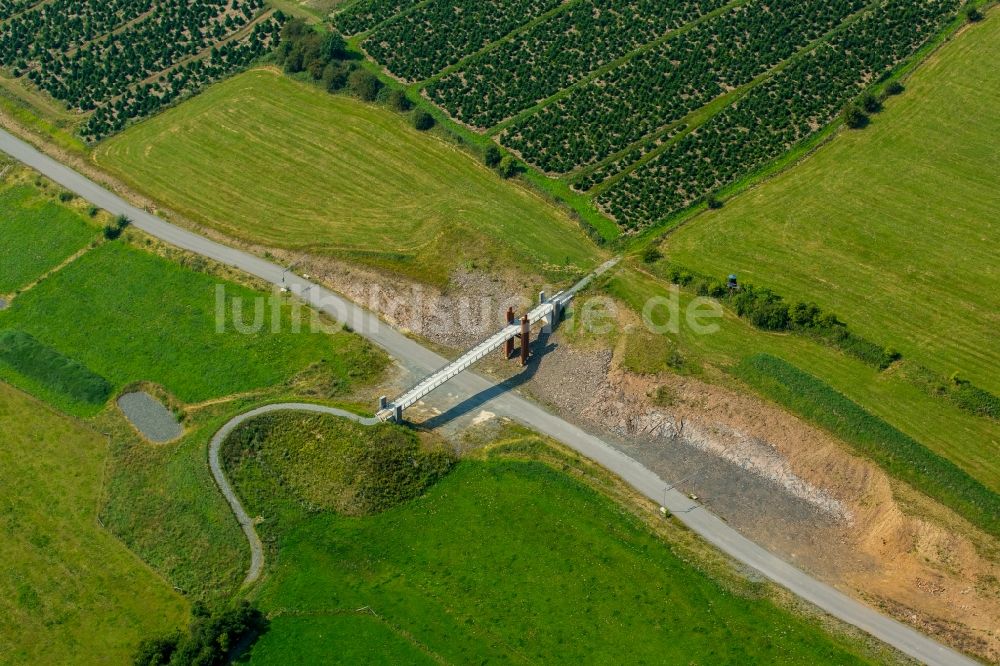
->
[520, 314, 530, 366]
[539, 291, 553, 333]
[504, 306, 515, 359]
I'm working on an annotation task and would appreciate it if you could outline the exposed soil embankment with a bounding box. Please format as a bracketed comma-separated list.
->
[526, 341, 1000, 662]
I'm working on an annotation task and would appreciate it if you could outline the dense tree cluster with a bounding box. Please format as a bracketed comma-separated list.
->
[0, 0, 278, 141]
[332, 0, 421, 36]
[427, 0, 727, 129]
[81, 17, 281, 141]
[363, 0, 563, 82]
[273, 18, 366, 96]
[503, 0, 869, 174]
[597, 0, 957, 230]
[133, 602, 268, 666]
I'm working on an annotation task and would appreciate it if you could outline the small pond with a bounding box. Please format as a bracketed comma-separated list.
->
[117, 391, 182, 442]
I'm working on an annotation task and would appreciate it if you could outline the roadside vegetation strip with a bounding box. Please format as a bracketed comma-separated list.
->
[227, 416, 880, 664]
[599, 0, 958, 230]
[504, 0, 869, 176]
[207, 403, 381, 585]
[94, 69, 602, 286]
[733, 354, 1000, 540]
[664, 7, 1000, 395]
[426, 0, 729, 127]
[0, 182, 97, 293]
[0, 382, 187, 663]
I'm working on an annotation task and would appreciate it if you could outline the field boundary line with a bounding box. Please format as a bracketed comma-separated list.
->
[3, 237, 100, 303]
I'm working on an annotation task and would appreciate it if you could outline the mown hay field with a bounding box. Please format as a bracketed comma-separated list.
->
[95, 69, 603, 285]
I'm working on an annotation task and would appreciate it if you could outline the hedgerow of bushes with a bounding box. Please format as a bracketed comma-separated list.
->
[658, 264, 900, 369]
[733, 353, 1000, 539]
[504, 0, 869, 174]
[0, 329, 111, 404]
[598, 0, 958, 230]
[133, 601, 267, 666]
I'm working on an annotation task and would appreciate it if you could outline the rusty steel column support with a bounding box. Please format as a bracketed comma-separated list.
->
[504, 306, 515, 359]
[520, 314, 530, 366]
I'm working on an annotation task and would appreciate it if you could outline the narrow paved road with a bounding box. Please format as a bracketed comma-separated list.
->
[208, 403, 377, 585]
[0, 129, 978, 666]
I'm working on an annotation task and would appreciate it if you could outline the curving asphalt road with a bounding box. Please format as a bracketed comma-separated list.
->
[0, 128, 979, 666]
[207, 403, 377, 586]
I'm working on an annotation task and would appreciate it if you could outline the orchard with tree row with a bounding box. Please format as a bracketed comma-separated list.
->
[502, 0, 870, 174]
[426, 0, 728, 128]
[362, 0, 564, 82]
[597, 0, 959, 230]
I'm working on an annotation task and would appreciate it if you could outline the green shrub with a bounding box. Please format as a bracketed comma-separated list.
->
[133, 601, 267, 666]
[322, 61, 355, 91]
[386, 88, 411, 112]
[859, 92, 882, 114]
[0, 330, 111, 404]
[706, 195, 723, 209]
[950, 376, 999, 419]
[497, 155, 517, 179]
[842, 104, 868, 129]
[885, 81, 905, 96]
[412, 109, 435, 131]
[964, 4, 983, 22]
[733, 354, 1000, 539]
[641, 246, 663, 264]
[58, 191, 74, 202]
[484, 145, 502, 168]
[347, 69, 382, 101]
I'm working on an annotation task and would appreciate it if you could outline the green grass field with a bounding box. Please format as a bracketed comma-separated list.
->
[665, 14, 1000, 393]
[0, 383, 187, 663]
[0, 239, 385, 414]
[0, 184, 97, 294]
[226, 413, 877, 664]
[95, 69, 603, 286]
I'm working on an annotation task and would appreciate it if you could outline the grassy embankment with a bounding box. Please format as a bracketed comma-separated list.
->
[0, 383, 188, 663]
[95, 69, 604, 287]
[224, 412, 886, 664]
[665, 10, 1000, 394]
